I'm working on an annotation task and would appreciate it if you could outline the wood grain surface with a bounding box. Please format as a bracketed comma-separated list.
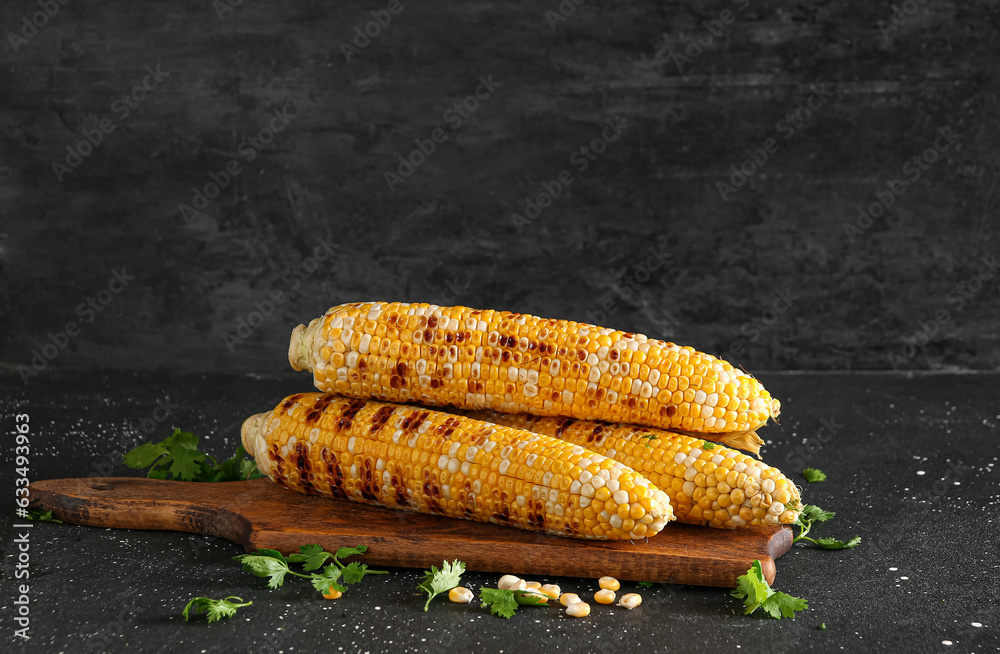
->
[28, 476, 792, 587]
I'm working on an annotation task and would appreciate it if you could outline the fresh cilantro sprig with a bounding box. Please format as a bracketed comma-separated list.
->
[234, 544, 387, 595]
[731, 560, 808, 619]
[792, 504, 861, 550]
[25, 508, 63, 523]
[418, 560, 465, 611]
[183, 596, 252, 623]
[479, 588, 548, 619]
[124, 428, 262, 482]
[802, 468, 827, 483]
[636, 581, 654, 588]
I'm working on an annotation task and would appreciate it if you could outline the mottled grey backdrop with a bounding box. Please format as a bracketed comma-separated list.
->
[2, 0, 998, 380]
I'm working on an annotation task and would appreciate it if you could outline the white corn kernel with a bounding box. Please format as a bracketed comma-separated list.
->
[618, 593, 642, 609]
[524, 581, 542, 591]
[498, 575, 522, 590]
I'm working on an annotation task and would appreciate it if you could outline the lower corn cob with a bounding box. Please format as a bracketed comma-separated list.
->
[463, 410, 801, 528]
[241, 393, 674, 540]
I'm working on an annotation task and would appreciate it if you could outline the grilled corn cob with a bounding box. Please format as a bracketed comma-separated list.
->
[288, 302, 780, 435]
[241, 393, 673, 540]
[464, 410, 801, 528]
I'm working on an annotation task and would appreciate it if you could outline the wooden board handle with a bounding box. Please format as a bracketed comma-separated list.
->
[28, 477, 255, 545]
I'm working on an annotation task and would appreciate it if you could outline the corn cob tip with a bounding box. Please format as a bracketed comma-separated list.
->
[241, 412, 267, 457]
[288, 323, 309, 371]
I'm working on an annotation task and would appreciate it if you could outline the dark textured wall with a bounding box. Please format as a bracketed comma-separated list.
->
[2, 0, 998, 380]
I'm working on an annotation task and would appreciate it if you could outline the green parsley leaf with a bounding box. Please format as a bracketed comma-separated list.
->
[288, 544, 335, 571]
[238, 543, 386, 595]
[793, 504, 859, 550]
[731, 560, 807, 619]
[255, 548, 289, 564]
[234, 554, 292, 589]
[513, 590, 549, 606]
[479, 587, 519, 619]
[124, 430, 261, 483]
[183, 596, 252, 624]
[335, 545, 369, 560]
[418, 560, 465, 611]
[168, 450, 207, 481]
[123, 441, 169, 469]
[341, 562, 370, 584]
[819, 622, 827, 630]
[636, 581, 654, 588]
[762, 591, 809, 619]
[812, 535, 862, 550]
[703, 442, 715, 450]
[25, 508, 63, 523]
[310, 564, 346, 594]
[796, 504, 835, 526]
[209, 445, 263, 482]
[802, 468, 827, 483]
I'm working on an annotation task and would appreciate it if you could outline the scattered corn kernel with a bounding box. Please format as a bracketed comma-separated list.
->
[525, 581, 542, 591]
[594, 589, 616, 604]
[598, 576, 620, 591]
[566, 601, 591, 618]
[448, 587, 473, 603]
[617, 593, 642, 609]
[322, 588, 343, 600]
[540, 584, 561, 600]
[497, 575, 522, 590]
[559, 593, 582, 607]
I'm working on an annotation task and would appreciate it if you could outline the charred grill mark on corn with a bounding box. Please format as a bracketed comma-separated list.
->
[463, 410, 801, 529]
[241, 393, 674, 540]
[288, 302, 780, 435]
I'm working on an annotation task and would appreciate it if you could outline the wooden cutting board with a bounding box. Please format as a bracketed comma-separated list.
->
[28, 477, 792, 587]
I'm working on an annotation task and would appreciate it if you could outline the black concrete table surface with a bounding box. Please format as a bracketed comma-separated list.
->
[2, 367, 997, 653]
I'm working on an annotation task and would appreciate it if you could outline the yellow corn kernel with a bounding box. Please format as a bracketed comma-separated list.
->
[598, 576, 620, 591]
[617, 593, 642, 609]
[449, 587, 474, 603]
[566, 601, 591, 617]
[540, 584, 561, 600]
[559, 593, 582, 607]
[594, 589, 616, 604]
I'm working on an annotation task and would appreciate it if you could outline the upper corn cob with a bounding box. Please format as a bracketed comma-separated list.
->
[288, 302, 780, 435]
[463, 410, 801, 529]
[241, 393, 674, 540]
